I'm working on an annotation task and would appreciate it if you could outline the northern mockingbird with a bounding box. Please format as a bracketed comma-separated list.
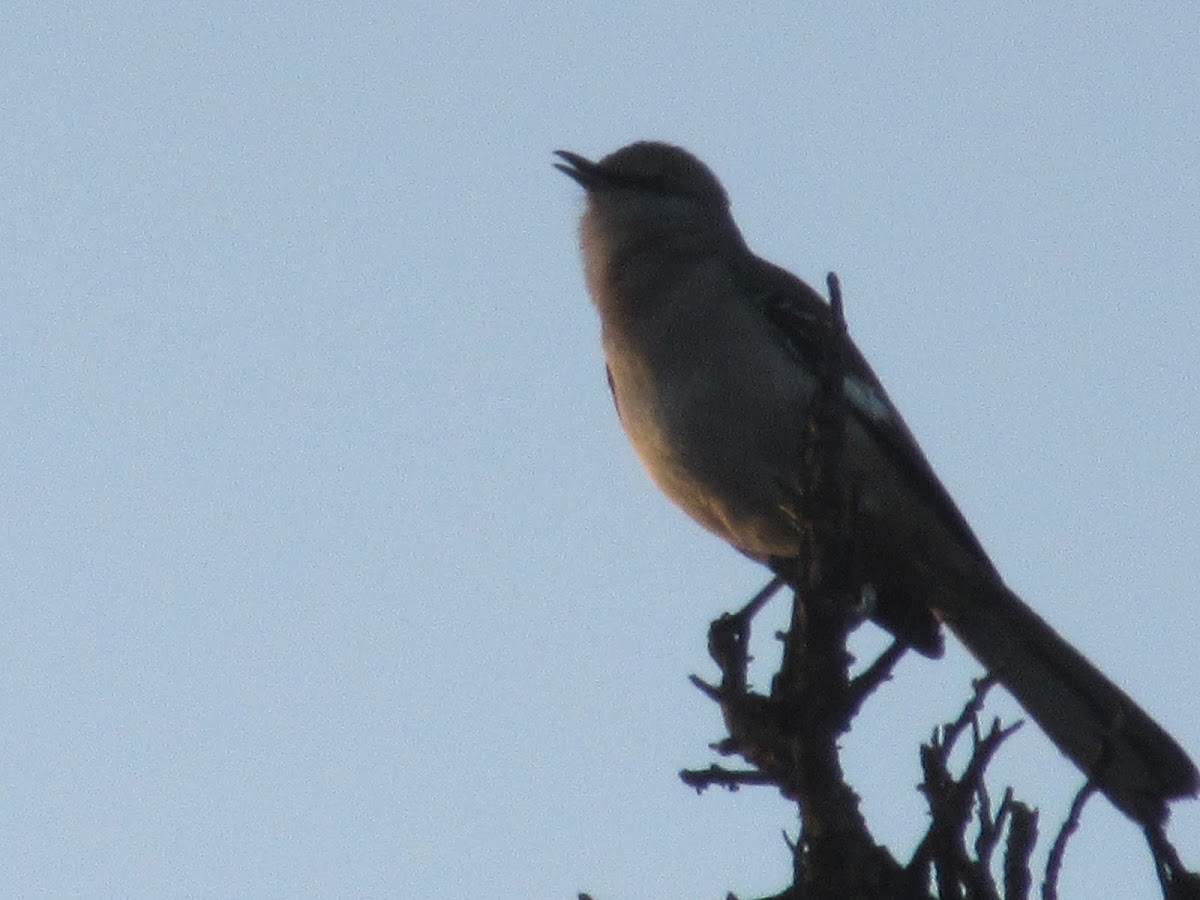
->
[555, 141, 1197, 824]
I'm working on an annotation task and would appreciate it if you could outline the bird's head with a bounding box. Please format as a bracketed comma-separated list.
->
[555, 142, 743, 279]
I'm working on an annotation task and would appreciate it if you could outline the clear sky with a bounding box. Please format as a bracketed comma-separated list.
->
[2, 3, 1198, 898]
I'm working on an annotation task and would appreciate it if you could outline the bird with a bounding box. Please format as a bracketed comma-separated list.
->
[554, 140, 1197, 825]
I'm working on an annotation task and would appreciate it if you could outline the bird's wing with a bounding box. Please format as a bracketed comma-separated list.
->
[741, 255, 997, 577]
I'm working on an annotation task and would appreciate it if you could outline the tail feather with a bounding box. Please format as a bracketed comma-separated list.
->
[937, 583, 1198, 823]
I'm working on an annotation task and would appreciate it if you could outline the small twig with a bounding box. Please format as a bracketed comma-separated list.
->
[740, 575, 786, 620]
[943, 675, 999, 749]
[962, 719, 1024, 801]
[827, 272, 843, 322]
[1042, 779, 1096, 900]
[974, 785, 1011, 873]
[908, 679, 1021, 894]
[680, 764, 775, 793]
[844, 639, 906, 717]
[703, 577, 786, 697]
[689, 674, 723, 703]
[1004, 801, 1038, 900]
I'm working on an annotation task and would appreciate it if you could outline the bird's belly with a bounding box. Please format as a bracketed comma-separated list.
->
[609, 356, 807, 560]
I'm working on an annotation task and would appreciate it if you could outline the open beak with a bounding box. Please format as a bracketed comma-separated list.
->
[553, 150, 607, 189]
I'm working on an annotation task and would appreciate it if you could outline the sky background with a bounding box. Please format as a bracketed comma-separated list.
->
[2, 3, 1198, 898]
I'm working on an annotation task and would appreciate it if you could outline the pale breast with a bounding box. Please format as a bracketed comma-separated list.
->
[600, 273, 817, 559]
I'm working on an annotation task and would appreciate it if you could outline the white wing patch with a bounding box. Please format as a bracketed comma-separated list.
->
[843, 375, 893, 423]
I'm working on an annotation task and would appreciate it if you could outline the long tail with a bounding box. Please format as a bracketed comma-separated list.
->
[937, 583, 1198, 824]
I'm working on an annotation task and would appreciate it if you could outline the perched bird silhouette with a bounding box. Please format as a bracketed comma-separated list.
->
[556, 140, 1197, 824]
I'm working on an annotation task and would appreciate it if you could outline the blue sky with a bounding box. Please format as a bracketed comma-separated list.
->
[2, 3, 1198, 897]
